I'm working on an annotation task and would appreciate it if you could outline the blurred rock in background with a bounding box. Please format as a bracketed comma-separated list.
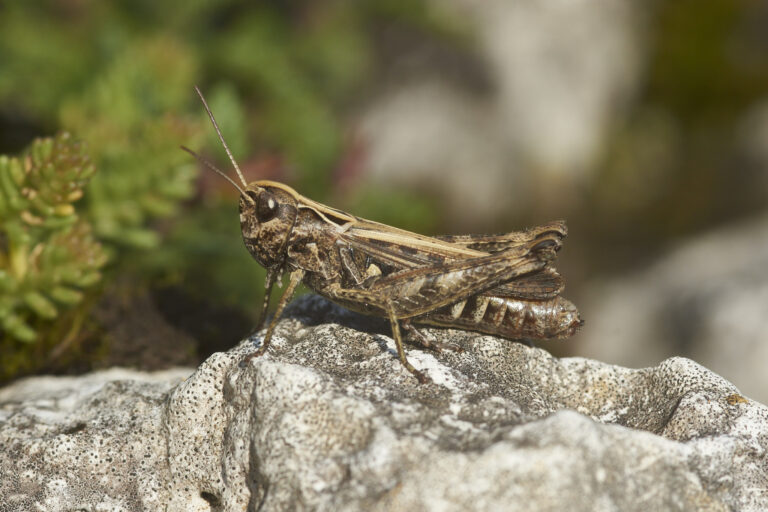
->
[580, 214, 768, 404]
[358, 0, 644, 225]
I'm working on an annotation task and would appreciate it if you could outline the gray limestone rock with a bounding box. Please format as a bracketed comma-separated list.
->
[579, 213, 768, 405]
[1, 295, 766, 511]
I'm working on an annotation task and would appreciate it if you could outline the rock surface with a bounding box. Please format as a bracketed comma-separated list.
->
[579, 213, 768, 405]
[1, 295, 767, 511]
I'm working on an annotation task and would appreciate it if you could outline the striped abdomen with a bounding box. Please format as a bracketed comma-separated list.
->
[419, 294, 582, 340]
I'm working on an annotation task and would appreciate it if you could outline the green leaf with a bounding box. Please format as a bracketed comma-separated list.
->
[1, 313, 36, 343]
[49, 286, 84, 305]
[23, 292, 58, 319]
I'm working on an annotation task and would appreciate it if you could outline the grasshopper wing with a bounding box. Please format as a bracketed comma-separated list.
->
[490, 267, 564, 300]
[434, 221, 567, 254]
[328, 233, 562, 318]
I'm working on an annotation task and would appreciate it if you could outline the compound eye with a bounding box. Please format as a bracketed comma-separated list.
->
[256, 192, 279, 222]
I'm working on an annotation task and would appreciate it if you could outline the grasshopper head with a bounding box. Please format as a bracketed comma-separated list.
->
[238, 182, 298, 268]
[186, 86, 302, 270]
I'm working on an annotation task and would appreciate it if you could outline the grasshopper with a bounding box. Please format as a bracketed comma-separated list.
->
[183, 87, 582, 383]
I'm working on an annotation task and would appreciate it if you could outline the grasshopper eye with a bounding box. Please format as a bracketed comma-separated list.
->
[256, 192, 279, 222]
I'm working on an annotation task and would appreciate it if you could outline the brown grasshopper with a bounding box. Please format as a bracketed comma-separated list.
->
[183, 87, 582, 383]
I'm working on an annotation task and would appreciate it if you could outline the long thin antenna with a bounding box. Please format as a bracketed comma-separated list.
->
[194, 85, 248, 188]
[180, 146, 254, 204]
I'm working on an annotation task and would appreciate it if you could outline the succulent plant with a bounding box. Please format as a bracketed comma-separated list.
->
[0, 133, 106, 345]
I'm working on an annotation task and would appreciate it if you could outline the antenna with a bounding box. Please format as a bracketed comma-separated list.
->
[194, 85, 248, 188]
[180, 145, 254, 204]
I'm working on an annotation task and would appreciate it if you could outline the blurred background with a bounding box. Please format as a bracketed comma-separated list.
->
[1, 0, 767, 401]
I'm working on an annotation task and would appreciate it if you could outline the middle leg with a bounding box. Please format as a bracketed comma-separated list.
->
[401, 319, 464, 353]
[386, 301, 429, 384]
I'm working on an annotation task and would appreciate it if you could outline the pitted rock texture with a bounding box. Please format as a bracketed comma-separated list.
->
[1, 295, 767, 511]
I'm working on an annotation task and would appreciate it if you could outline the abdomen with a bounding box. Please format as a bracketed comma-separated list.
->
[419, 294, 582, 340]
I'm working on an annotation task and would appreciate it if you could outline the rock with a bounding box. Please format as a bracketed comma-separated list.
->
[357, 0, 643, 225]
[469, 0, 643, 176]
[358, 82, 515, 227]
[1, 295, 767, 511]
[579, 213, 768, 405]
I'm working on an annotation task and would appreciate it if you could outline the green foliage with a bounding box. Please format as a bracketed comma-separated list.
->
[344, 186, 440, 236]
[208, 6, 361, 194]
[0, 134, 106, 349]
[142, 202, 268, 309]
[649, 0, 768, 124]
[0, 1, 462, 381]
[59, 37, 204, 249]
